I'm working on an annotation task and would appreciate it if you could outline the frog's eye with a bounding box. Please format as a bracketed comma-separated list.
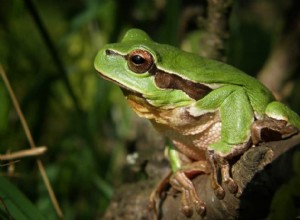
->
[127, 49, 153, 73]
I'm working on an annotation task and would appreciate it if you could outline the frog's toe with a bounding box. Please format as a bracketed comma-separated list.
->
[192, 191, 206, 216]
[207, 149, 238, 199]
[226, 178, 238, 194]
[214, 186, 225, 199]
[181, 203, 193, 218]
[180, 188, 206, 217]
[170, 171, 206, 217]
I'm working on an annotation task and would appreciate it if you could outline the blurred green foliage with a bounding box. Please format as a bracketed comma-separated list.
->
[0, 176, 46, 220]
[0, 0, 299, 219]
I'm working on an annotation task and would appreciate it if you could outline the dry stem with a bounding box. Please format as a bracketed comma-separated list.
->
[0, 147, 47, 161]
[0, 65, 63, 218]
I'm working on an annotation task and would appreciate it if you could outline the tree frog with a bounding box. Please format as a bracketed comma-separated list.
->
[94, 29, 300, 217]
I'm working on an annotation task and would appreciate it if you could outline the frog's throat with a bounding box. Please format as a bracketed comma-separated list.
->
[124, 92, 169, 121]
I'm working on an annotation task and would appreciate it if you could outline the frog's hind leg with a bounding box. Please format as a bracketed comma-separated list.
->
[265, 101, 300, 130]
[149, 171, 172, 217]
[251, 117, 298, 145]
[251, 101, 300, 144]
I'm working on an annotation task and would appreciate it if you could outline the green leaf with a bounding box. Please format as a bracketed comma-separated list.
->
[0, 176, 46, 220]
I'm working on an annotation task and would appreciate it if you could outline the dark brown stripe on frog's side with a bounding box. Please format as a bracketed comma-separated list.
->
[153, 69, 212, 100]
[105, 49, 212, 100]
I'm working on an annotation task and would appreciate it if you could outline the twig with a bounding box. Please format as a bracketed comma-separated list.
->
[0, 161, 20, 167]
[199, 0, 233, 61]
[0, 65, 64, 218]
[0, 147, 47, 161]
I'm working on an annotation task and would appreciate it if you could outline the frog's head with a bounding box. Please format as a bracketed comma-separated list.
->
[94, 29, 210, 109]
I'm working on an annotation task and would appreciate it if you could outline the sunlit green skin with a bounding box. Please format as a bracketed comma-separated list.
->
[94, 29, 300, 158]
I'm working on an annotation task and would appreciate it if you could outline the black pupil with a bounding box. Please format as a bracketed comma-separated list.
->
[131, 55, 145, 65]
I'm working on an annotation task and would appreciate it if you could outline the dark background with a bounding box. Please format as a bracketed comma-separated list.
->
[0, 0, 299, 219]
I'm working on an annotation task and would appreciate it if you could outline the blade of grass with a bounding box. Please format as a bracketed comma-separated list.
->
[0, 65, 63, 218]
[0, 176, 46, 220]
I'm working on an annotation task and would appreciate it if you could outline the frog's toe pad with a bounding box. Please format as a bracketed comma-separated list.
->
[214, 187, 225, 200]
[226, 179, 238, 194]
[194, 199, 206, 216]
[178, 187, 206, 217]
[170, 171, 206, 217]
[182, 205, 193, 218]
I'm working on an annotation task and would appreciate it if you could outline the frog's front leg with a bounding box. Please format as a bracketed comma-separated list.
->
[204, 87, 254, 198]
[206, 149, 238, 199]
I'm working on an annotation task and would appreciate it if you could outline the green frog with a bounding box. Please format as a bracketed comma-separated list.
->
[94, 29, 300, 217]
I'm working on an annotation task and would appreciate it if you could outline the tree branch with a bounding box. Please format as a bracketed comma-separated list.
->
[103, 134, 300, 220]
[199, 0, 233, 61]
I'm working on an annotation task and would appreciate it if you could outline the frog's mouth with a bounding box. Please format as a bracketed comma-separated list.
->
[96, 71, 143, 99]
[120, 87, 144, 99]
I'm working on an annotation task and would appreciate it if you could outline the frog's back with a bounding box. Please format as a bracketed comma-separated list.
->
[156, 45, 275, 116]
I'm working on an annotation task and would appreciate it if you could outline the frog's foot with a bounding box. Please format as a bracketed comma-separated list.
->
[251, 117, 298, 145]
[169, 161, 210, 217]
[170, 171, 205, 217]
[206, 150, 238, 199]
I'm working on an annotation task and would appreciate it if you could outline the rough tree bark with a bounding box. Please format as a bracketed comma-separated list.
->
[198, 0, 233, 61]
[103, 134, 300, 220]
